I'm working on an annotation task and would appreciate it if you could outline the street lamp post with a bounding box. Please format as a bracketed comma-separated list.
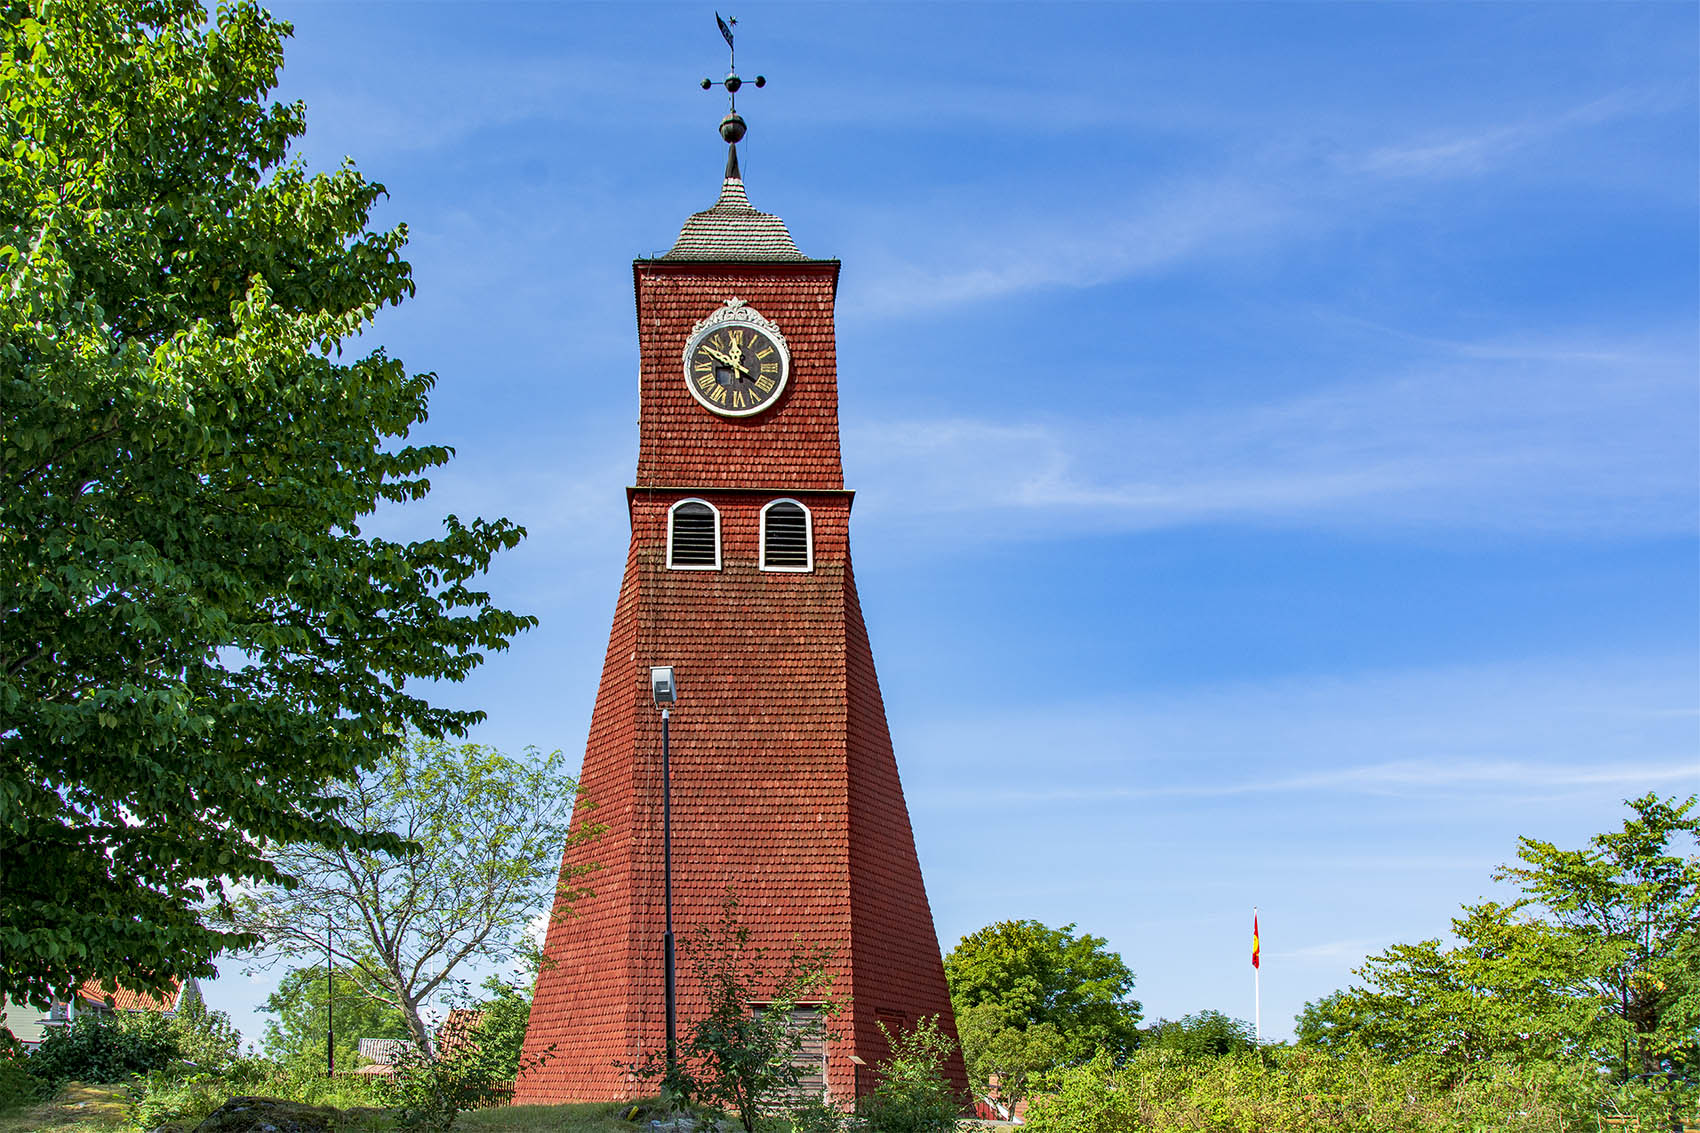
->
[325, 913, 334, 1078]
[650, 666, 679, 1085]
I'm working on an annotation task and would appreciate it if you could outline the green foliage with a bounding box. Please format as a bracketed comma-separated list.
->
[21, 998, 246, 1127]
[1024, 1046, 1695, 1133]
[944, 918, 1140, 1104]
[124, 1055, 388, 1131]
[26, 1013, 178, 1086]
[0, 0, 533, 1008]
[857, 1017, 962, 1133]
[162, 993, 242, 1076]
[459, 977, 532, 1082]
[234, 735, 593, 1057]
[390, 1045, 514, 1133]
[781, 1093, 852, 1133]
[952, 1001, 1064, 1116]
[0, 1053, 43, 1112]
[1498, 791, 1700, 1080]
[1296, 793, 1699, 1085]
[1141, 1010, 1257, 1058]
[260, 965, 409, 1073]
[641, 891, 836, 1133]
[1292, 989, 1378, 1054]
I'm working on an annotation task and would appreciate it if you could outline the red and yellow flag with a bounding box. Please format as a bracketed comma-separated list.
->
[1251, 912, 1261, 970]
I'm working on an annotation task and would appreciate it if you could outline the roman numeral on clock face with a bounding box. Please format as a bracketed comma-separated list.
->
[684, 315, 787, 416]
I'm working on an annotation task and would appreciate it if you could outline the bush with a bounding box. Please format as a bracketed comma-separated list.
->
[0, 1055, 44, 1111]
[635, 891, 837, 1132]
[1022, 1045, 1700, 1133]
[127, 1067, 234, 1130]
[858, 1017, 962, 1133]
[389, 1048, 515, 1133]
[783, 1093, 852, 1133]
[26, 1012, 179, 1086]
[167, 994, 244, 1076]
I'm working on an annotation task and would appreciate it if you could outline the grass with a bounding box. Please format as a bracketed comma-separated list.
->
[457, 1102, 645, 1132]
[0, 1087, 649, 1133]
[0, 1082, 130, 1133]
[0, 1085, 990, 1133]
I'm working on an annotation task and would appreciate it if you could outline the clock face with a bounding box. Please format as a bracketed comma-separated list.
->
[684, 319, 789, 417]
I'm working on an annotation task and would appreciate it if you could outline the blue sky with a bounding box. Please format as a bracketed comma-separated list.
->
[202, 1, 1698, 1048]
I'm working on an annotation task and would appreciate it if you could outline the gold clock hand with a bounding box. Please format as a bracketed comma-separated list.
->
[705, 343, 751, 377]
[726, 337, 752, 377]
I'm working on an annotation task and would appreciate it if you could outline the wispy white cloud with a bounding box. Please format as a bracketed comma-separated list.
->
[903, 651, 1700, 809]
[845, 175, 1298, 316]
[1354, 88, 1676, 180]
[847, 332, 1697, 541]
[993, 758, 1699, 806]
[842, 86, 1684, 315]
[1273, 937, 1390, 963]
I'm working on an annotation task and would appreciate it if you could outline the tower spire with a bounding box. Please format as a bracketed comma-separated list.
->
[699, 13, 765, 180]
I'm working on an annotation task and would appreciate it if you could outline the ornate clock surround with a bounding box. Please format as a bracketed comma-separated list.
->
[680, 297, 792, 417]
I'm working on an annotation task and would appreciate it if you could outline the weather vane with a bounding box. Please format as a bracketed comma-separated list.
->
[700, 12, 765, 147]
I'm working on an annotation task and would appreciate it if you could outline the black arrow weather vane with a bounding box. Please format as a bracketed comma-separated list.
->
[701, 12, 765, 147]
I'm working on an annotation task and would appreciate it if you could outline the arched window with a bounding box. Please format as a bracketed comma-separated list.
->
[667, 499, 720, 569]
[760, 499, 813, 572]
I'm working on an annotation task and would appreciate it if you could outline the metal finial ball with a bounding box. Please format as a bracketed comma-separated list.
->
[725, 74, 742, 93]
[700, 78, 712, 90]
[754, 76, 766, 88]
[719, 112, 747, 144]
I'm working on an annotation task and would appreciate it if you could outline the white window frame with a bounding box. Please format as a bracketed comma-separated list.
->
[667, 498, 722, 570]
[759, 498, 814, 573]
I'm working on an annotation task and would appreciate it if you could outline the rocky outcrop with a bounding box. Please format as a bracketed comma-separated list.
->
[188, 1096, 344, 1132]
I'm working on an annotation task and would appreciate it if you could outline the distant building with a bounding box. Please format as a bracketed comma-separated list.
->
[352, 1037, 408, 1077]
[2, 977, 197, 1050]
[435, 1008, 487, 1059]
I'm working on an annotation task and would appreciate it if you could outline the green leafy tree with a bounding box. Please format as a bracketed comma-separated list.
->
[233, 735, 596, 1058]
[1141, 1010, 1257, 1059]
[1292, 990, 1381, 1055]
[0, 0, 533, 1009]
[953, 1001, 1066, 1118]
[260, 965, 410, 1073]
[1296, 794, 1699, 1085]
[944, 919, 1141, 1103]
[1497, 792, 1700, 1079]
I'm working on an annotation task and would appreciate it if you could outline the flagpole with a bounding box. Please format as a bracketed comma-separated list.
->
[1253, 906, 1261, 1045]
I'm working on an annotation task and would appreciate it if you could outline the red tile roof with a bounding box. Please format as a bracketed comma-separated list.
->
[76, 979, 180, 1014]
[436, 1008, 486, 1057]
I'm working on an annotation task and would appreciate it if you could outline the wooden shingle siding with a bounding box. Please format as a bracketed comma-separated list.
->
[516, 165, 964, 1107]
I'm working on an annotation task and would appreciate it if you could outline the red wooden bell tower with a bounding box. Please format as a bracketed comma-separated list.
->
[515, 81, 965, 1106]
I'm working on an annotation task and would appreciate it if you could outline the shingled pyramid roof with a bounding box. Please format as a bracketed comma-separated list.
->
[660, 146, 807, 262]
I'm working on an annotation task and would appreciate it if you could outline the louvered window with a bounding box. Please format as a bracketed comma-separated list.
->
[668, 500, 720, 569]
[760, 500, 812, 571]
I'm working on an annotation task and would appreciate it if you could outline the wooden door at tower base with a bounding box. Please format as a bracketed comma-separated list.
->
[753, 1003, 827, 1105]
